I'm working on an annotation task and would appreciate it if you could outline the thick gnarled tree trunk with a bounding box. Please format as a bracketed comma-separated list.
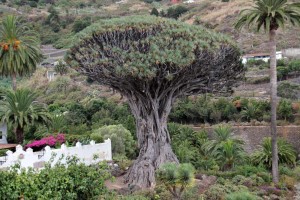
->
[269, 29, 279, 183]
[125, 97, 179, 188]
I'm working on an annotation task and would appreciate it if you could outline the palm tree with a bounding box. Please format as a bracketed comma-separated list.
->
[0, 15, 43, 90]
[235, 0, 300, 183]
[251, 137, 296, 169]
[203, 125, 245, 170]
[0, 89, 51, 144]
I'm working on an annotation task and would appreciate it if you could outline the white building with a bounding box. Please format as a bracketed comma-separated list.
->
[242, 51, 283, 64]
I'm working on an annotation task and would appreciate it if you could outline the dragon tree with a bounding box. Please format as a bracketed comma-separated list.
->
[67, 16, 244, 188]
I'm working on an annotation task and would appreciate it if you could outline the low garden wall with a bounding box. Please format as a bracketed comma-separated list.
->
[193, 126, 300, 154]
[0, 139, 112, 170]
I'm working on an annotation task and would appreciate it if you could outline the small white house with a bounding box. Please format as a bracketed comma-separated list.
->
[242, 51, 283, 64]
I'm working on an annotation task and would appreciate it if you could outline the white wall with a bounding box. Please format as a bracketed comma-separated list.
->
[0, 123, 7, 144]
[0, 139, 112, 170]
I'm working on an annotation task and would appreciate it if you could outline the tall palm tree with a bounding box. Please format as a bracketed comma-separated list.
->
[0, 15, 43, 90]
[0, 89, 51, 144]
[235, 0, 300, 183]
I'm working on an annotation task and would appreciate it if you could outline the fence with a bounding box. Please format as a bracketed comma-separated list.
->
[0, 139, 112, 170]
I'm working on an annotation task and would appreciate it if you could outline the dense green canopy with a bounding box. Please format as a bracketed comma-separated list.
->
[68, 16, 244, 97]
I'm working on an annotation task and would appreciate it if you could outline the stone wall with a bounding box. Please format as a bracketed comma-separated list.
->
[192, 126, 300, 153]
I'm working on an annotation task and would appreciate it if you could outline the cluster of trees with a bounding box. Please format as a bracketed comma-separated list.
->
[150, 6, 189, 19]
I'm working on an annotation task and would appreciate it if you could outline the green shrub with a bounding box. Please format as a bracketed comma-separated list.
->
[292, 166, 300, 181]
[245, 59, 267, 68]
[278, 81, 300, 100]
[246, 76, 270, 84]
[277, 99, 293, 121]
[91, 125, 136, 158]
[236, 164, 268, 177]
[225, 191, 261, 200]
[166, 6, 189, 19]
[72, 18, 91, 33]
[150, 8, 159, 16]
[277, 66, 290, 80]
[288, 59, 300, 72]
[279, 175, 297, 190]
[251, 137, 296, 169]
[0, 149, 7, 156]
[0, 160, 111, 199]
[279, 165, 294, 176]
[204, 180, 249, 200]
[212, 98, 237, 122]
[65, 134, 91, 145]
[241, 103, 259, 122]
[232, 174, 264, 187]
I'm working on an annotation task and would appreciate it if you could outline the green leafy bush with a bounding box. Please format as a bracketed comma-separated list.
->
[245, 59, 267, 68]
[277, 99, 293, 121]
[288, 59, 300, 72]
[65, 134, 91, 145]
[72, 17, 91, 33]
[91, 125, 136, 158]
[0, 149, 7, 156]
[0, 160, 111, 200]
[204, 180, 249, 200]
[236, 164, 268, 177]
[168, 123, 209, 168]
[166, 6, 189, 19]
[225, 191, 261, 200]
[278, 81, 300, 100]
[251, 137, 296, 169]
[150, 8, 159, 16]
[232, 174, 264, 187]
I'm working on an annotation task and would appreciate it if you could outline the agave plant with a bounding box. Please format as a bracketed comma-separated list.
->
[251, 137, 296, 169]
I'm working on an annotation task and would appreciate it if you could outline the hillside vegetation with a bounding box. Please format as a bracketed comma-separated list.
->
[1, 0, 299, 53]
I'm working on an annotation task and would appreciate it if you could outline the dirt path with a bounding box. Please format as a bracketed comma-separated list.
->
[294, 183, 300, 200]
[105, 175, 128, 190]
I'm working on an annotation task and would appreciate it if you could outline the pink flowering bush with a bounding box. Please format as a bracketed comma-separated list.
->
[26, 134, 65, 150]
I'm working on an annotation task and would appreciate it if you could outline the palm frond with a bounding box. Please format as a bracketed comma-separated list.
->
[235, 0, 300, 32]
